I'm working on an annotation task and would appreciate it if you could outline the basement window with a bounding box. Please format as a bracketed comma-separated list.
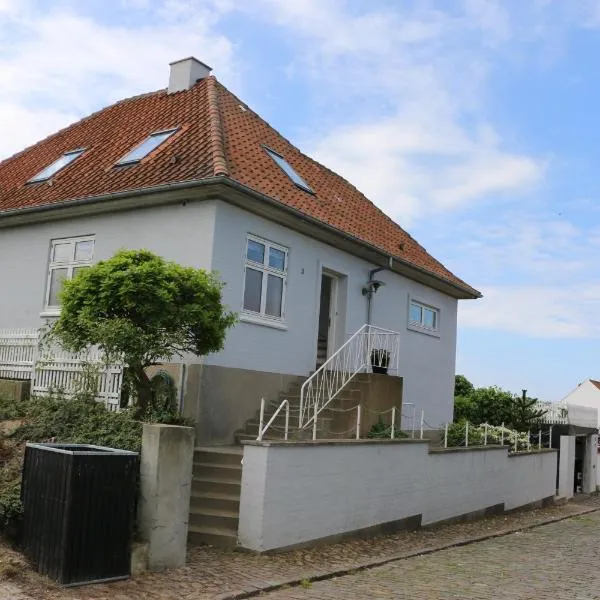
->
[28, 149, 85, 183]
[116, 128, 178, 165]
[264, 147, 314, 194]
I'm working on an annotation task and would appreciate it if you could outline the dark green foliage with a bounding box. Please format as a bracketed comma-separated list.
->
[511, 390, 547, 431]
[367, 416, 408, 439]
[51, 249, 237, 413]
[453, 376, 546, 432]
[12, 395, 143, 452]
[454, 374, 474, 397]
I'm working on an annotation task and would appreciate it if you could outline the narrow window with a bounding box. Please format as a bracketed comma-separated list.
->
[115, 129, 177, 166]
[45, 236, 95, 310]
[409, 300, 439, 332]
[29, 149, 85, 183]
[264, 147, 314, 193]
[243, 236, 288, 320]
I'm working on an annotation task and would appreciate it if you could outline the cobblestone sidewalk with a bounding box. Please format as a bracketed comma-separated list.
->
[4, 496, 600, 600]
[263, 506, 600, 599]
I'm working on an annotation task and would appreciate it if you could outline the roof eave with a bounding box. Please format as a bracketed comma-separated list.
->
[0, 176, 481, 300]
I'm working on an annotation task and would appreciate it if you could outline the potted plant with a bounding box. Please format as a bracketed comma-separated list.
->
[370, 349, 390, 375]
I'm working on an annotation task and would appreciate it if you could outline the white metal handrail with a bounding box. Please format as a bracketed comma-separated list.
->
[257, 397, 290, 441]
[299, 324, 400, 429]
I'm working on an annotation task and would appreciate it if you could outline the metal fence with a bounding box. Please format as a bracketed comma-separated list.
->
[0, 328, 124, 411]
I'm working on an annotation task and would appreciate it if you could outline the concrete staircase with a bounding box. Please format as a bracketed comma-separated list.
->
[188, 446, 243, 548]
[189, 375, 373, 548]
[234, 374, 366, 443]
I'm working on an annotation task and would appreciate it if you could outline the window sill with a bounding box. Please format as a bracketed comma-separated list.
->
[40, 309, 61, 319]
[407, 322, 440, 338]
[239, 313, 288, 331]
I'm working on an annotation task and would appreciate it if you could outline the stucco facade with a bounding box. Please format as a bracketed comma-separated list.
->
[0, 194, 462, 440]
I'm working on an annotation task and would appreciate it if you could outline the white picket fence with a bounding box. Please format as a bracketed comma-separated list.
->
[0, 328, 124, 411]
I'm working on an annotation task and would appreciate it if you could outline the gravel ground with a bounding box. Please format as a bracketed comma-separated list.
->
[2, 496, 600, 600]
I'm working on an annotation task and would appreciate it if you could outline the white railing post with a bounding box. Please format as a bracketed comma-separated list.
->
[500, 422, 504, 446]
[444, 423, 448, 448]
[257, 397, 266, 441]
[549, 426, 552, 448]
[419, 409, 424, 440]
[356, 404, 362, 440]
[391, 406, 396, 440]
[465, 421, 469, 447]
[411, 405, 416, 439]
[527, 430, 531, 452]
[484, 423, 488, 446]
[284, 401, 290, 441]
[312, 401, 318, 440]
[538, 428, 541, 450]
[513, 431, 518, 453]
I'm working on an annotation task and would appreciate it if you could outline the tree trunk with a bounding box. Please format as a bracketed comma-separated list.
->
[129, 364, 153, 417]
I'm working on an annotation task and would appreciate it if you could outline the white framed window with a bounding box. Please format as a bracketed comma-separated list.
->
[45, 236, 95, 310]
[408, 299, 439, 333]
[242, 235, 288, 322]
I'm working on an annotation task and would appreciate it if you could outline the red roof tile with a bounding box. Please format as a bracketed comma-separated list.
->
[0, 76, 479, 297]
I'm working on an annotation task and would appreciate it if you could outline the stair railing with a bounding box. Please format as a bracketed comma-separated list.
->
[257, 397, 290, 441]
[300, 324, 401, 430]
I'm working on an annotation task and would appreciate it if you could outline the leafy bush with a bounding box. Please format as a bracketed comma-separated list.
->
[0, 390, 193, 542]
[442, 420, 531, 451]
[13, 395, 143, 452]
[367, 416, 408, 439]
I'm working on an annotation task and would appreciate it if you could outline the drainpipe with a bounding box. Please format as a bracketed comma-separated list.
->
[363, 257, 394, 325]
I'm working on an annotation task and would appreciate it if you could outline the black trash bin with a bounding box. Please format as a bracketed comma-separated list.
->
[20, 443, 138, 586]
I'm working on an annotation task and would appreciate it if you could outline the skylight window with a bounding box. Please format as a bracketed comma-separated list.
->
[29, 149, 85, 183]
[116, 128, 178, 166]
[264, 147, 314, 193]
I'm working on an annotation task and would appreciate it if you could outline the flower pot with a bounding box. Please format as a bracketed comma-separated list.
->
[370, 349, 390, 375]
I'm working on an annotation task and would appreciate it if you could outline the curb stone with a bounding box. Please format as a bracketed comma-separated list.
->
[216, 505, 600, 600]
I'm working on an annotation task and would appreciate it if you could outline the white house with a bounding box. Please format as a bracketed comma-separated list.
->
[560, 379, 600, 428]
[0, 57, 480, 444]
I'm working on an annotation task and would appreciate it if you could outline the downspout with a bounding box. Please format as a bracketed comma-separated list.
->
[364, 256, 394, 325]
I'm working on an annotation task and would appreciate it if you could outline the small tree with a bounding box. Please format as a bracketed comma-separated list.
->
[51, 249, 236, 415]
[511, 389, 547, 432]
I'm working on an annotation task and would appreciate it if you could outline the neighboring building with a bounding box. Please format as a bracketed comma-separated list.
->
[0, 57, 480, 443]
[560, 379, 600, 428]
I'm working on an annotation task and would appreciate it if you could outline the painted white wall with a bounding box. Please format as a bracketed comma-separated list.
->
[0, 201, 217, 330]
[238, 441, 557, 552]
[0, 197, 461, 426]
[209, 201, 459, 426]
[561, 380, 600, 427]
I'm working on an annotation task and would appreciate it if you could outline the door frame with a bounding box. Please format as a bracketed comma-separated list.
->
[319, 268, 345, 361]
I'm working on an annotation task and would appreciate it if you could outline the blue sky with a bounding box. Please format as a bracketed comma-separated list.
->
[1, 0, 600, 401]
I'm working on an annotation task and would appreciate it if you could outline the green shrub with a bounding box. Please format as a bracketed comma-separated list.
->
[0, 390, 193, 542]
[367, 416, 408, 439]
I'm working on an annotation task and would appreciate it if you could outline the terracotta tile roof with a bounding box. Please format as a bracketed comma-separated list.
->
[590, 380, 600, 391]
[0, 76, 479, 297]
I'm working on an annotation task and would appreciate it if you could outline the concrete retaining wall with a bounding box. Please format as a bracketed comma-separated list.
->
[238, 440, 557, 552]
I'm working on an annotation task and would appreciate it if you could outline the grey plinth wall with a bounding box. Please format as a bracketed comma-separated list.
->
[138, 424, 194, 570]
[558, 435, 575, 499]
[238, 440, 557, 553]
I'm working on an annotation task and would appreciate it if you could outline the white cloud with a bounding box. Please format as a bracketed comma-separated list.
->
[0, 0, 237, 160]
[459, 284, 600, 338]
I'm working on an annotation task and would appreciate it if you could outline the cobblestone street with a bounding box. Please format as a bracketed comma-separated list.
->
[265, 510, 600, 600]
[2, 498, 599, 599]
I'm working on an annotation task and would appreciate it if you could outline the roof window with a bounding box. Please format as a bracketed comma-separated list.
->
[116, 128, 177, 166]
[264, 147, 314, 193]
[28, 149, 85, 183]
